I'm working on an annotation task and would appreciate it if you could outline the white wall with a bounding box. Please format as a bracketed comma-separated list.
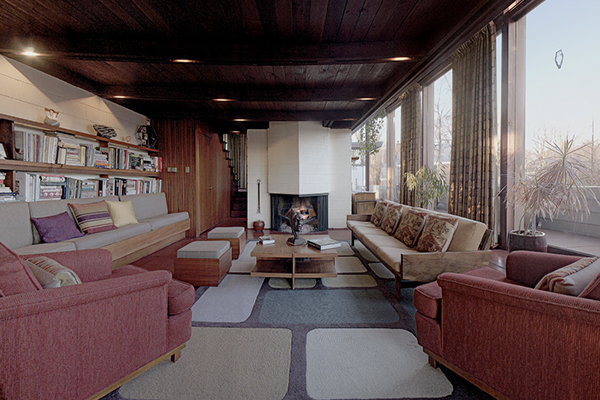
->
[247, 121, 352, 229]
[247, 129, 271, 229]
[0, 56, 147, 142]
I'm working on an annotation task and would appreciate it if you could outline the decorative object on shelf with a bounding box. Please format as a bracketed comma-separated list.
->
[43, 108, 60, 127]
[253, 220, 264, 232]
[0, 143, 6, 159]
[135, 125, 158, 149]
[286, 209, 306, 246]
[125, 136, 132, 142]
[93, 124, 117, 138]
[257, 179, 261, 213]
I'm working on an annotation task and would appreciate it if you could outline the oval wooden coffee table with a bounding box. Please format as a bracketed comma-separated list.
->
[250, 235, 337, 289]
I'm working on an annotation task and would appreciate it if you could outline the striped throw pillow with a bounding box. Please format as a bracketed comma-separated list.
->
[26, 256, 82, 287]
[69, 200, 116, 234]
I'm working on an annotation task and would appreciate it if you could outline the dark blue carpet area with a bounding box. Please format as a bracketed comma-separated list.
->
[259, 288, 400, 324]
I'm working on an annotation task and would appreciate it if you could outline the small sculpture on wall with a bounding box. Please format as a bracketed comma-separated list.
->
[286, 208, 306, 246]
[93, 124, 117, 138]
[44, 108, 60, 127]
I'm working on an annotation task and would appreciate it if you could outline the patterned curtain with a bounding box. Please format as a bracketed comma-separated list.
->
[398, 84, 422, 206]
[448, 23, 497, 229]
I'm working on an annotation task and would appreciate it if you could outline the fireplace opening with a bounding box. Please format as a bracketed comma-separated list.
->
[270, 193, 328, 233]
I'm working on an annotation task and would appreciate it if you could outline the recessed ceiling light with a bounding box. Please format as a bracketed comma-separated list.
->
[213, 98, 235, 102]
[386, 57, 411, 62]
[21, 47, 40, 57]
[233, 119, 250, 122]
[113, 95, 128, 99]
[230, 130, 241, 133]
[356, 97, 377, 101]
[171, 59, 198, 63]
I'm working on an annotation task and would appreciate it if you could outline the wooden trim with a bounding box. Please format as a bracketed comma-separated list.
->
[104, 219, 190, 268]
[423, 349, 510, 400]
[86, 343, 186, 400]
[0, 159, 160, 177]
[346, 214, 371, 221]
[401, 250, 493, 282]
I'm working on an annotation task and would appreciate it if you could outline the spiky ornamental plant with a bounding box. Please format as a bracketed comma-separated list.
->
[508, 136, 597, 236]
[405, 165, 449, 209]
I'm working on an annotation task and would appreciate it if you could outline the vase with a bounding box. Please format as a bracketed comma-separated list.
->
[508, 230, 547, 252]
[253, 220, 264, 231]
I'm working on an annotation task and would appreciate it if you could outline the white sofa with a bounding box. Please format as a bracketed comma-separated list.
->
[347, 201, 492, 297]
[0, 192, 190, 268]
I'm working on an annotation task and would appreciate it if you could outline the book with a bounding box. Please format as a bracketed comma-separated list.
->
[259, 235, 275, 245]
[307, 238, 341, 250]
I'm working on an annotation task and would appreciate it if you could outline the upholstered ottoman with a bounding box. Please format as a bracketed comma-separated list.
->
[207, 227, 246, 259]
[174, 241, 232, 287]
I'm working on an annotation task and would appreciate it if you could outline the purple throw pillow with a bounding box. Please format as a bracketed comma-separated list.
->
[31, 212, 84, 243]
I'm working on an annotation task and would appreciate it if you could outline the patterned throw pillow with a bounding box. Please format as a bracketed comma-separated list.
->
[69, 201, 116, 234]
[415, 214, 460, 252]
[394, 208, 428, 247]
[535, 257, 600, 294]
[380, 204, 403, 235]
[370, 201, 388, 226]
[26, 256, 82, 287]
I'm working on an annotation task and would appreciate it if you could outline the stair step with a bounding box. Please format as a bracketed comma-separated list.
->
[231, 210, 247, 218]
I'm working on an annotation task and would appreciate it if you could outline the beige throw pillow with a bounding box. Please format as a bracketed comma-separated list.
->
[535, 257, 600, 295]
[26, 256, 82, 287]
[415, 214, 460, 252]
[106, 200, 139, 227]
[394, 208, 428, 247]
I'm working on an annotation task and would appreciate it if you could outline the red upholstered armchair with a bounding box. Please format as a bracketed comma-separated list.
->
[0, 246, 194, 400]
[414, 251, 600, 400]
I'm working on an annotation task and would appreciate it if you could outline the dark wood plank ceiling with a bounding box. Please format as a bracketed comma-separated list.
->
[0, 0, 518, 132]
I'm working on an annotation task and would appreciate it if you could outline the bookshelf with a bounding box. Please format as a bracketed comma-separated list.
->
[0, 113, 162, 201]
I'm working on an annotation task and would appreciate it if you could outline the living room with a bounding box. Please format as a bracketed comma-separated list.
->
[1, 0, 600, 399]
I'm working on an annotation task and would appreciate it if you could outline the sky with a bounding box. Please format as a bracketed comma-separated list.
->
[525, 0, 600, 148]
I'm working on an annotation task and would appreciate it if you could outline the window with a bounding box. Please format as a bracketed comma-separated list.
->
[392, 107, 402, 202]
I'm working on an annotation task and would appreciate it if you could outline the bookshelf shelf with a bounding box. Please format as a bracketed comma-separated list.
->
[0, 159, 160, 178]
[0, 113, 159, 154]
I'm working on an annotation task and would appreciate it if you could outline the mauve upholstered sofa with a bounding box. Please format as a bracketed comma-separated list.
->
[0, 192, 190, 268]
[347, 201, 492, 297]
[414, 251, 600, 400]
[0, 246, 194, 400]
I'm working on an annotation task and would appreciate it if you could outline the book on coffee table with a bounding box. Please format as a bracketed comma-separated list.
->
[307, 238, 341, 250]
[259, 235, 275, 245]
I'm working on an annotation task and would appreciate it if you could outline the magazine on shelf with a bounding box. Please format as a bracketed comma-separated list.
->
[307, 237, 341, 250]
[259, 235, 275, 245]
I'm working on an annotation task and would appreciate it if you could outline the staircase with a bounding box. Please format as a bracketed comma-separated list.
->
[221, 133, 247, 219]
[231, 189, 247, 218]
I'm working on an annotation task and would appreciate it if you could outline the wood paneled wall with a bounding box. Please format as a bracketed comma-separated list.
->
[154, 118, 231, 237]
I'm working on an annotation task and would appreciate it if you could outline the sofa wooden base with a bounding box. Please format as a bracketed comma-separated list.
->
[106, 219, 191, 269]
[87, 343, 186, 400]
[424, 349, 509, 400]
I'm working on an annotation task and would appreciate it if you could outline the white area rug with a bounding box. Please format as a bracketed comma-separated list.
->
[191, 275, 264, 323]
[269, 278, 317, 289]
[335, 256, 367, 273]
[369, 262, 396, 279]
[306, 329, 453, 399]
[354, 241, 379, 262]
[229, 241, 257, 273]
[336, 241, 355, 256]
[322, 274, 377, 288]
[120, 327, 292, 400]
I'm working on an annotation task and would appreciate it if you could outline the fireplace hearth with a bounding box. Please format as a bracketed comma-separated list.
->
[270, 193, 328, 233]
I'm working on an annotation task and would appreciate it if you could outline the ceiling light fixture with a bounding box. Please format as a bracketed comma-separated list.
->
[21, 47, 40, 57]
[356, 97, 377, 101]
[213, 98, 235, 102]
[386, 57, 411, 62]
[233, 119, 250, 122]
[171, 59, 198, 63]
[113, 95, 128, 99]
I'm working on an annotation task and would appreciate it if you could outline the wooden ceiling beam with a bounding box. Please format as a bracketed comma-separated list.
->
[0, 36, 428, 65]
[97, 85, 382, 102]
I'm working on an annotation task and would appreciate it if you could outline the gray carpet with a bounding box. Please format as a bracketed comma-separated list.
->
[259, 289, 400, 324]
[103, 239, 496, 400]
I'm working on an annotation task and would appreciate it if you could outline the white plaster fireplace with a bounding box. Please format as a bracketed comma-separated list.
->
[247, 121, 352, 230]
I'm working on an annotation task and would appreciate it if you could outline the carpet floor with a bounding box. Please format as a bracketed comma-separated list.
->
[103, 239, 496, 400]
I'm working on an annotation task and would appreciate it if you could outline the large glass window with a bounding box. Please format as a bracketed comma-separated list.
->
[368, 115, 387, 199]
[392, 107, 402, 202]
[524, 0, 600, 237]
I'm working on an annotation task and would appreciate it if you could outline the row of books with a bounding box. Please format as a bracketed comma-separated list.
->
[12, 172, 162, 202]
[0, 172, 17, 202]
[12, 130, 162, 172]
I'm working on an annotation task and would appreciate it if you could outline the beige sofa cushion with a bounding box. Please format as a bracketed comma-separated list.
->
[446, 217, 488, 252]
[377, 245, 419, 274]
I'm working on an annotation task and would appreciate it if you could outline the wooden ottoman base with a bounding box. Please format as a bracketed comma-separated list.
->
[174, 248, 232, 287]
[207, 229, 246, 259]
